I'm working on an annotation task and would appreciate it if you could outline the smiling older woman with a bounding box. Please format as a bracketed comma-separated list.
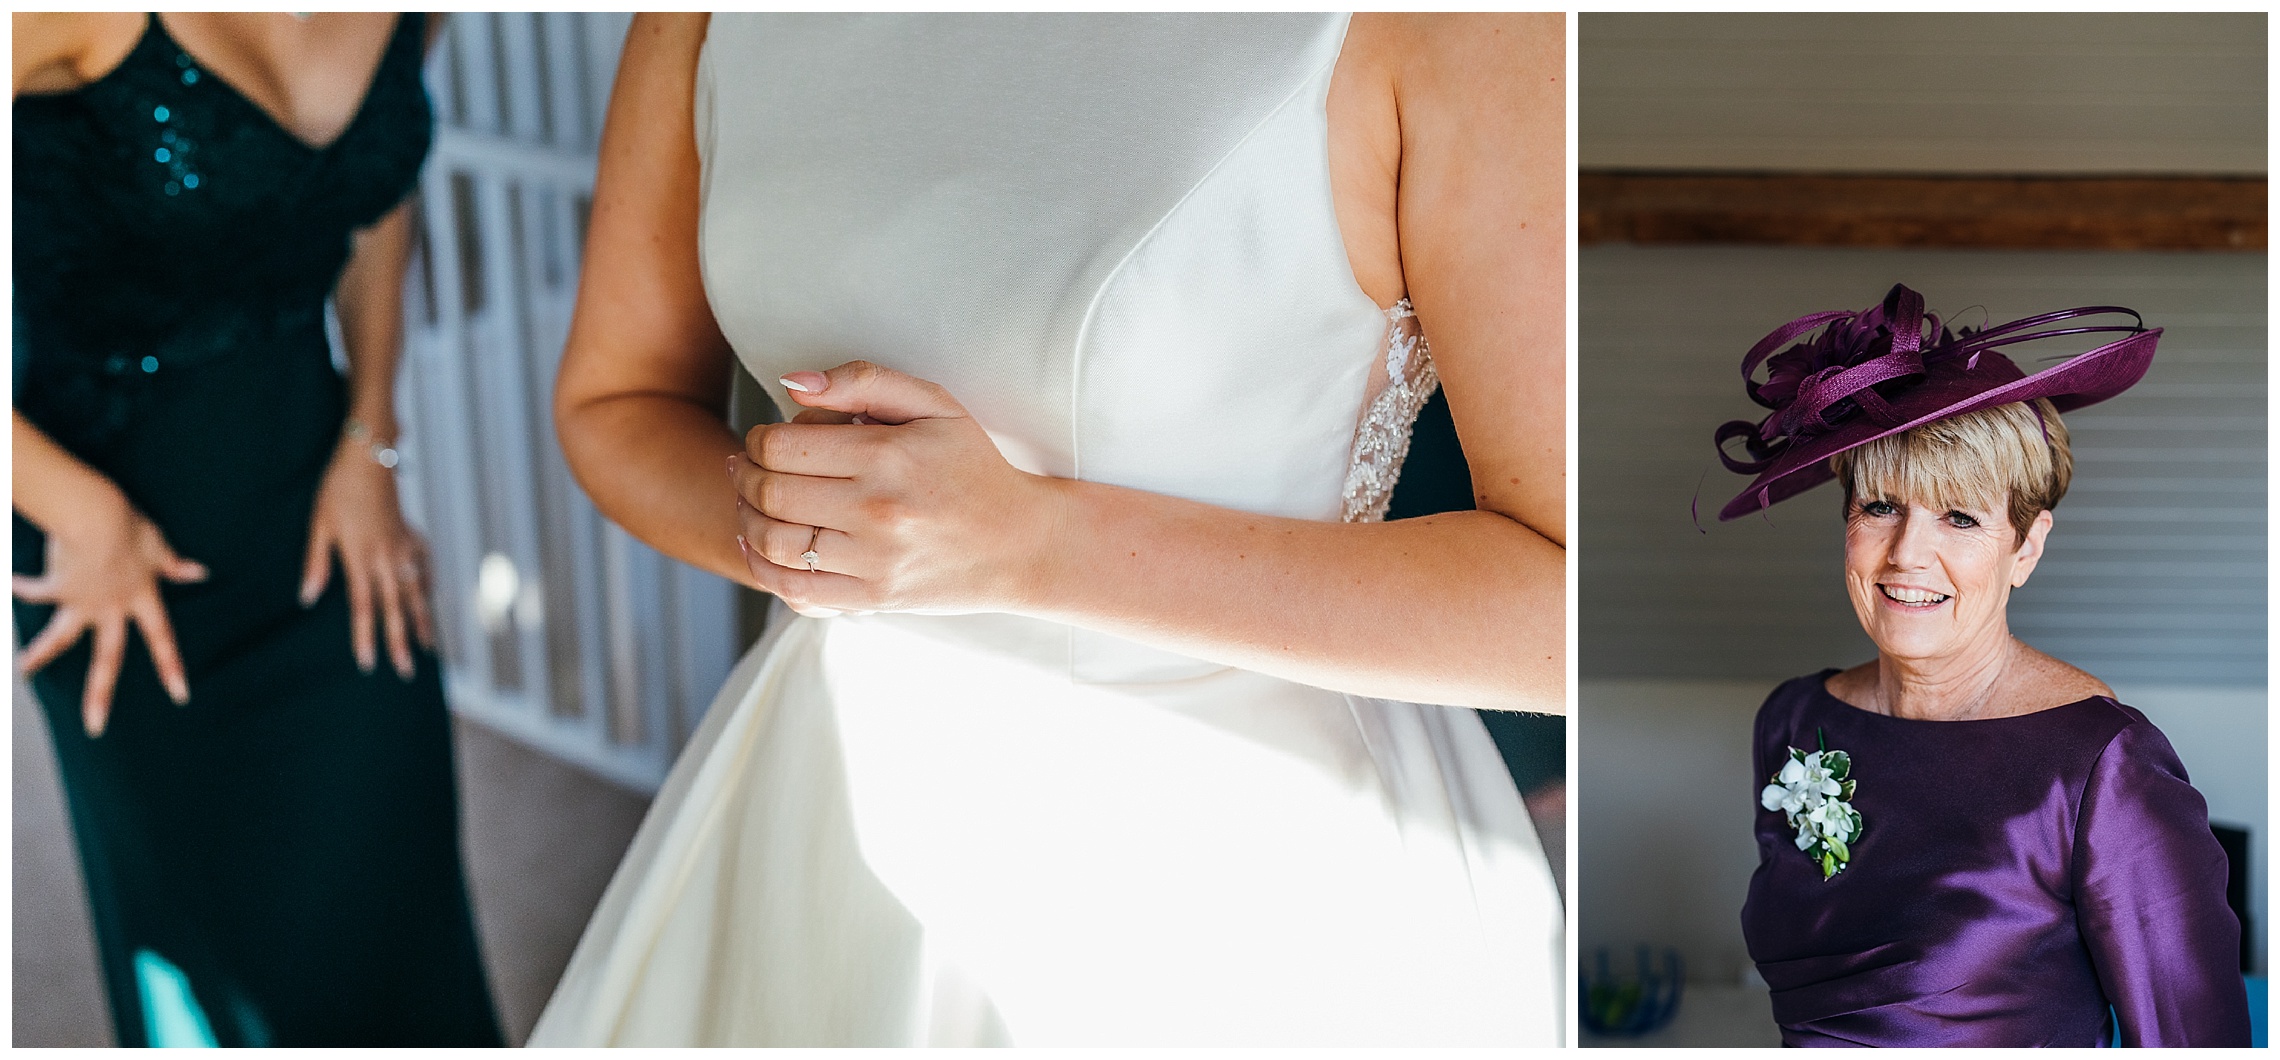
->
[1717, 285, 2250, 1048]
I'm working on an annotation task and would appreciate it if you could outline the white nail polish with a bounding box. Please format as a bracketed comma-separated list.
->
[779, 376, 810, 393]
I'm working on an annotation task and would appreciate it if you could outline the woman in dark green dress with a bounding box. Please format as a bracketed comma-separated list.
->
[13, 12, 500, 1046]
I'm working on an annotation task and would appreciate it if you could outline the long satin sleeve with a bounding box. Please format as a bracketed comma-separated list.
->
[2072, 721, 2252, 1047]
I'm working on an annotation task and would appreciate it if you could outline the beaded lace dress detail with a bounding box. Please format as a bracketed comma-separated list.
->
[1340, 298, 1438, 523]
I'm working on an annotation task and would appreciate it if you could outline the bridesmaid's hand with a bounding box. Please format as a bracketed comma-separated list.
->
[730, 361, 1060, 616]
[301, 431, 437, 679]
[12, 486, 206, 737]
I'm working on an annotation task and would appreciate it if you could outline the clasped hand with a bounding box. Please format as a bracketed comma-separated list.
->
[730, 361, 1059, 618]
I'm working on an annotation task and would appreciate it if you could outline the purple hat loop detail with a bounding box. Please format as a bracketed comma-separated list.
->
[1715, 284, 2144, 478]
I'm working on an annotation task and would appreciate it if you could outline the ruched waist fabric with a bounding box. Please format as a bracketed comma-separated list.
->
[1754, 941, 2078, 1047]
[18, 302, 328, 455]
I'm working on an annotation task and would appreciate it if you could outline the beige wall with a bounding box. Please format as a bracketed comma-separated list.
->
[1582, 13, 2266, 176]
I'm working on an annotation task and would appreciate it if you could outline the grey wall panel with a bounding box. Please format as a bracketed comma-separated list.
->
[1582, 13, 2267, 176]
[1580, 246, 2266, 686]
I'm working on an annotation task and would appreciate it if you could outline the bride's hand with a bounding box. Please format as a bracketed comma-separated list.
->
[730, 361, 1060, 616]
[300, 432, 438, 678]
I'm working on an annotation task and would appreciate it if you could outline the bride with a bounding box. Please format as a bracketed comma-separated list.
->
[531, 13, 1564, 1046]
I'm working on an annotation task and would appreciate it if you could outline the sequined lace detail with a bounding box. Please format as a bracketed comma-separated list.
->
[1340, 298, 1438, 523]
[152, 96, 203, 197]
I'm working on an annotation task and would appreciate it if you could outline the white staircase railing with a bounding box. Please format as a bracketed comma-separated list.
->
[395, 13, 739, 792]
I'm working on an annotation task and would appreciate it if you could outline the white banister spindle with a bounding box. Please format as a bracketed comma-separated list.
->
[541, 13, 588, 150]
[497, 13, 547, 143]
[448, 13, 501, 136]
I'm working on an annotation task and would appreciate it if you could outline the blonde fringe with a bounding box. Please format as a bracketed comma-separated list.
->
[1831, 398, 2071, 539]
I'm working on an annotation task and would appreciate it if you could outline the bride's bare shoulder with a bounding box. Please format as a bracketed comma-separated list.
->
[1370, 13, 1560, 85]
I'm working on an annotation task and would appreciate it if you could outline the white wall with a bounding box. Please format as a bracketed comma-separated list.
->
[2127, 683, 2269, 974]
[1580, 678, 2267, 984]
[1579, 679, 1767, 987]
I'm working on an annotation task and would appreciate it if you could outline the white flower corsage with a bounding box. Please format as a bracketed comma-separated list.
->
[1761, 732, 1863, 880]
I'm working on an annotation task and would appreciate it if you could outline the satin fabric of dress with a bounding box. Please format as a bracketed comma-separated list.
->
[529, 14, 1561, 1046]
[1741, 672, 2249, 1047]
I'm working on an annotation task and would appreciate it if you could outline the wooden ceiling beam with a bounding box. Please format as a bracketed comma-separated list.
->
[1580, 171, 2266, 251]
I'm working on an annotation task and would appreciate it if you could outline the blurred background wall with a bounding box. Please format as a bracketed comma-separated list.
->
[1584, 13, 2265, 176]
[1578, 12, 2266, 1047]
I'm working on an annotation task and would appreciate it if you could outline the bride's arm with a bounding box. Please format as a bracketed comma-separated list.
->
[736, 16, 1564, 711]
[554, 14, 751, 586]
[1397, 14, 1565, 552]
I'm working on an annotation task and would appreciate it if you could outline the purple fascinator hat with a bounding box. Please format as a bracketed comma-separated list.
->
[1714, 283, 2159, 521]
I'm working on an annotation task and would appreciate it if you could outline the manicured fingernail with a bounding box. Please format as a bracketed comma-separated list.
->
[358, 651, 375, 674]
[168, 681, 189, 706]
[851, 414, 876, 426]
[780, 372, 825, 393]
[736, 534, 750, 557]
[300, 585, 317, 607]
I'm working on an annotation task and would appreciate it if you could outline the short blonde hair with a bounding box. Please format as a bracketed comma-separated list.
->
[1831, 398, 2072, 540]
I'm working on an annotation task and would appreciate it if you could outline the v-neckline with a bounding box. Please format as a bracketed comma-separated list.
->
[149, 12, 404, 156]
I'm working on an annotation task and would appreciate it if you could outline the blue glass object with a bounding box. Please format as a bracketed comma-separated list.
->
[182, 173, 200, 189]
[152, 105, 170, 122]
[154, 147, 171, 163]
[1582, 945, 1685, 1036]
[181, 69, 199, 86]
[141, 356, 159, 373]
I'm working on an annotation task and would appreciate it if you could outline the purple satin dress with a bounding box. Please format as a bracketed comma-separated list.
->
[1741, 671, 2250, 1047]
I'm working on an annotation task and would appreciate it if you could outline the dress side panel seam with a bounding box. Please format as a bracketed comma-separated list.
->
[1065, 24, 1347, 484]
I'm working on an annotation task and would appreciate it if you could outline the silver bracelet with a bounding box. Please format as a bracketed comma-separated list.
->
[343, 417, 402, 470]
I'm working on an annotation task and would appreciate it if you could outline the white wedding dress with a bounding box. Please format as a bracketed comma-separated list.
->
[529, 14, 1561, 1046]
